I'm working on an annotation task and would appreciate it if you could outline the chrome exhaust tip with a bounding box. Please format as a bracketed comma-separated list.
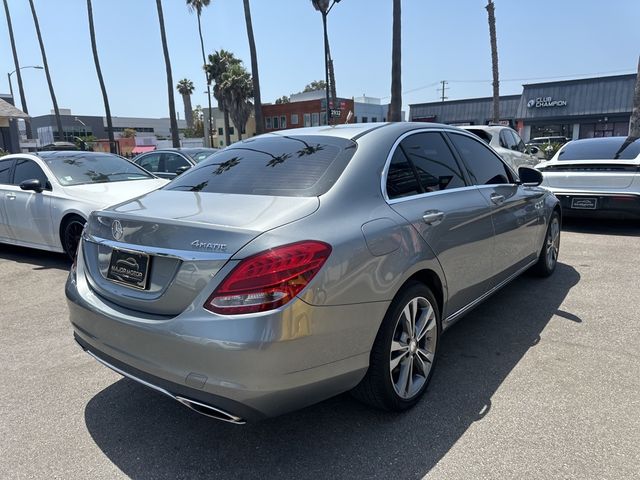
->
[175, 396, 246, 424]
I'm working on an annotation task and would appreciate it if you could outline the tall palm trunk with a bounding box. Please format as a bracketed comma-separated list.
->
[389, 0, 402, 122]
[156, 0, 180, 148]
[28, 0, 63, 141]
[486, 0, 500, 124]
[223, 110, 232, 145]
[243, 0, 263, 135]
[87, 0, 115, 153]
[196, 13, 214, 147]
[629, 56, 640, 137]
[3, 0, 32, 139]
[182, 94, 194, 128]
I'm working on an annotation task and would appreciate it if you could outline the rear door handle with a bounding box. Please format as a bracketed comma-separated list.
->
[490, 193, 505, 205]
[422, 211, 444, 225]
[5, 193, 16, 200]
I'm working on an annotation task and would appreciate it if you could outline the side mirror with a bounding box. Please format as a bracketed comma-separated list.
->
[175, 165, 190, 176]
[518, 166, 543, 186]
[528, 146, 540, 155]
[20, 178, 44, 193]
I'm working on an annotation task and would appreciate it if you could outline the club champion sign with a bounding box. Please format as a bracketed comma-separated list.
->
[527, 96, 568, 108]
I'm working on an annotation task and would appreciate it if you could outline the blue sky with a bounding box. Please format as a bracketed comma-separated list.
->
[1, 0, 639, 119]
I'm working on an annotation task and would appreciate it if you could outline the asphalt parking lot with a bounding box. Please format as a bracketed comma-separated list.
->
[1, 218, 639, 480]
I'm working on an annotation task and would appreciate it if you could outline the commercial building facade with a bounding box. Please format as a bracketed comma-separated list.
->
[409, 74, 636, 142]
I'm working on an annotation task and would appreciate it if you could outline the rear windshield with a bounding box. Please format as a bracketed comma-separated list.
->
[557, 137, 640, 161]
[465, 129, 492, 144]
[165, 135, 357, 196]
[43, 153, 154, 186]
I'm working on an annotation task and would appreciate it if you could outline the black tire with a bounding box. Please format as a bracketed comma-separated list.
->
[531, 210, 561, 277]
[61, 215, 86, 260]
[352, 281, 441, 411]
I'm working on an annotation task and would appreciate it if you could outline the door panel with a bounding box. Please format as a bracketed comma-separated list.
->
[0, 158, 15, 239]
[5, 189, 54, 247]
[390, 190, 494, 317]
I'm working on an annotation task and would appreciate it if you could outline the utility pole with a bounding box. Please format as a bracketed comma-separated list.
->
[439, 80, 448, 102]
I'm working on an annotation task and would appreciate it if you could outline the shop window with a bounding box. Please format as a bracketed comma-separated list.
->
[291, 114, 299, 125]
[266, 117, 272, 129]
[312, 113, 320, 126]
[281, 116, 287, 129]
[304, 113, 311, 127]
[273, 116, 279, 129]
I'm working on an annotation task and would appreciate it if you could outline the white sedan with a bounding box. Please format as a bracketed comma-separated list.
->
[460, 125, 539, 170]
[0, 151, 168, 258]
[536, 136, 640, 219]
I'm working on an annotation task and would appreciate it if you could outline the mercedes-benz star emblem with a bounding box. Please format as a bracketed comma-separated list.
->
[112, 220, 124, 241]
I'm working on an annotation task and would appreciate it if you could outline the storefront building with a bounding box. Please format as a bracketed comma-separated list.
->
[409, 74, 636, 142]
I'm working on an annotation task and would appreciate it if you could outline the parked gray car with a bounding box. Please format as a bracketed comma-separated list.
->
[66, 122, 561, 423]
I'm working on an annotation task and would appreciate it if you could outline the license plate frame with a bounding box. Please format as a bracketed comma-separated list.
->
[570, 197, 597, 210]
[106, 248, 150, 290]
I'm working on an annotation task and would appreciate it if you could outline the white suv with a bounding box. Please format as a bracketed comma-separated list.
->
[460, 125, 539, 170]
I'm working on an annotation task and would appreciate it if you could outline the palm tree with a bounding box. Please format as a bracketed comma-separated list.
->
[177, 79, 195, 129]
[485, 0, 500, 124]
[629, 56, 640, 137]
[28, 0, 63, 141]
[388, 0, 402, 122]
[220, 63, 253, 142]
[86, 0, 115, 153]
[3, 0, 33, 139]
[156, 0, 180, 148]
[205, 50, 241, 146]
[186, 0, 214, 147]
[242, 0, 263, 135]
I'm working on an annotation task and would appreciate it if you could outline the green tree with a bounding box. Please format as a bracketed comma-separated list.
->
[485, 0, 500, 123]
[28, 0, 63, 141]
[205, 49, 241, 146]
[388, 0, 402, 122]
[243, 0, 263, 135]
[186, 0, 214, 146]
[275, 95, 290, 104]
[303, 80, 326, 93]
[189, 104, 204, 138]
[156, 0, 180, 147]
[121, 128, 136, 138]
[87, 0, 116, 153]
[220, 63, 253, 142]
[177, 79, 195, 129]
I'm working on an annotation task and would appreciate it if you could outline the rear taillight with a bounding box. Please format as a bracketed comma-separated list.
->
[204, 241, 332, 315]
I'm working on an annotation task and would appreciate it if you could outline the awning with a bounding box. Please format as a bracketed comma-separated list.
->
[131, 145, 156, 154]
[0, 98, 29, 119]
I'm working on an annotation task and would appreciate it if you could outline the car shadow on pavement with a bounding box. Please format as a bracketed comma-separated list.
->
[0, 244, 70, 271]
[562, 217, 640, 237]
[84, 263, 580, 480]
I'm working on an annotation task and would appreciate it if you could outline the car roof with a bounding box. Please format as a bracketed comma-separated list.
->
[34, 151, 121, 160]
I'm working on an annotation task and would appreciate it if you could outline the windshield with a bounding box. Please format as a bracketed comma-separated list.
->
[557, 137, 640, 161]
[165, 135, 357, 197]
[43, 153, 154, 186]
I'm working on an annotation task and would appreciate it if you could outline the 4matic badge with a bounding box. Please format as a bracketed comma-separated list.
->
[191, 240, 227, 252]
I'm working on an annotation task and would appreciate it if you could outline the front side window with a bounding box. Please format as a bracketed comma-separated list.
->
[13, 159, 48, 187]
[163, 153, 190, 173]
[44, 153, 153, 186]
[166, 135, 356, 197]
[448, 133, 512, 185]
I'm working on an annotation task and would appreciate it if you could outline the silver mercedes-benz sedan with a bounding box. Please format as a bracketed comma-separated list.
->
[67, 122, 561, 423]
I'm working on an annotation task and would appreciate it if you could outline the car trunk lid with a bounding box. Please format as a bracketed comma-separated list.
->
[81, 190, 320, 316]
[540, 160, 639, 189]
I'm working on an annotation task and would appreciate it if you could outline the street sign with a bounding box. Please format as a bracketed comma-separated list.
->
[330, 109, 342, 118]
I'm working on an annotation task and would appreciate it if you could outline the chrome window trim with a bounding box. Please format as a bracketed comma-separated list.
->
[83, 233, 232, 261]
[381, 127, 489, 204]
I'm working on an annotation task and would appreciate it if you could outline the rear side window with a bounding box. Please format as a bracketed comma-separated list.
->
[448, 133, 512, 185]
[166, 135, 357, 197]
[0, 159, 13, 184]
[400, 132, 466, 192]
[137, 153, 161, 172]
[386, 148, 422, 199]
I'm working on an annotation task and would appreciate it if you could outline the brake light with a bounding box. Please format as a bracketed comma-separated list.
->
[204, 241, 332, 315]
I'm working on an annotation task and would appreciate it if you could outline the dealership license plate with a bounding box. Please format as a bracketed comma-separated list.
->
[107, 248, 150, 290]
[570, 197, 597, 210]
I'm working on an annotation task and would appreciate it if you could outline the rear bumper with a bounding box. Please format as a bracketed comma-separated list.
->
[66, 260, 387, 421]
[549, 190, 640, 219]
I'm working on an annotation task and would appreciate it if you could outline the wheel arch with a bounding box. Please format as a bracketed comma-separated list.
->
[58, 211, 87, 245]
[400, 269, 445, 320]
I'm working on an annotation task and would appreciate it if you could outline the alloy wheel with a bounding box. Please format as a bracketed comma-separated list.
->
[64, 220, 85, 259]
[546, 216, 560, 270]
[389, 296, 438, 399]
